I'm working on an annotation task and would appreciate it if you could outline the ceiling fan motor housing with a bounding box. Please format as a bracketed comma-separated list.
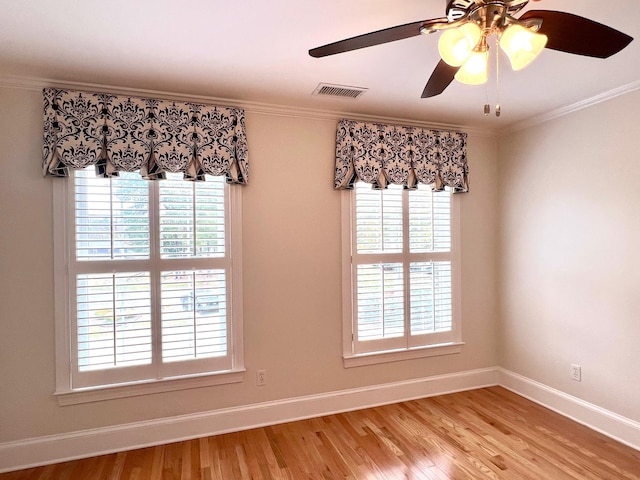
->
[447, 0, 529, 23]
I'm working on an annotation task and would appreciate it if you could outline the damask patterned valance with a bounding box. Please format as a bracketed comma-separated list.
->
[42, 88, 248, 184]
[334, 119, 468, 192]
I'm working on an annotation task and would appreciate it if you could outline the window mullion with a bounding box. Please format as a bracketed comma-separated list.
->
[430, 189, 435, 251]
[225, 181, 234, 356]
[402, 189, 411, 345]
[111, 274, 117, 366]
[350, 190, 358, 347]
[407, 252, 451, 263]
[109, 177, 115, 258]
[148, 179, 162, 378]
[192, 183, 198, 257]
[67, 174, 79, 378]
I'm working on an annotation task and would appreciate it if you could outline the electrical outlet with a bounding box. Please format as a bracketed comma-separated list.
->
[571, 364, 582, 382]
[257, 369, 267, 386]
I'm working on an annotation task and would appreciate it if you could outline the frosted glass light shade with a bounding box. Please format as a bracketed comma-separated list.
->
[455, 50, 489, 85]
[438, 23, 482, 67]
[500, 24, 548, 71]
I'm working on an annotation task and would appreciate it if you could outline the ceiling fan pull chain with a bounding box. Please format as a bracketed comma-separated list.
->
[484, 60, 490, 116]
[484, 82, 490, 115]
[495, 34, 501, 117]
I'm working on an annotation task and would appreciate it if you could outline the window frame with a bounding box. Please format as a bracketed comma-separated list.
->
[340, 186, 464, 368]
[53, 172, 245, 405]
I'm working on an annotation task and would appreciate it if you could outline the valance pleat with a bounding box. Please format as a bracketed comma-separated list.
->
[42, 88, 249, 184]
[334, 119, 468, 192]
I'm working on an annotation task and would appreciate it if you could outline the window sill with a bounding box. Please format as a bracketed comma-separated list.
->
[55, 369, 246, 406]
[343, 342, 464, 368]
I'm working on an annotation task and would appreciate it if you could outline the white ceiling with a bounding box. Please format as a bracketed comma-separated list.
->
[1, 0, 639, 132]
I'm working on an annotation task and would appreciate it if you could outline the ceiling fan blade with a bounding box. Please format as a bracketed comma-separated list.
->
[309, 18, 443, 58]
[421, 60, 459, 98]
[520, 10, 633, 58]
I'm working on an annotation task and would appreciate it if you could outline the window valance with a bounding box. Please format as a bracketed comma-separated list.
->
[334, 119, 468, 192]
[42, 88, 248, 184]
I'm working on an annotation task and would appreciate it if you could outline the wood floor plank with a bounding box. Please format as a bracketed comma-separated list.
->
[1, 387, 638, 479]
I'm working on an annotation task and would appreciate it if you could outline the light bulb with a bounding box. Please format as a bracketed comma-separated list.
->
[438, 23, 482, 67]
[500, 24, 548, 71]
[455, 50, 489, 85]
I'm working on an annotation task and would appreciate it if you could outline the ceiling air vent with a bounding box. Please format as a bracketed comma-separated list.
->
[312, 83, 368, 99]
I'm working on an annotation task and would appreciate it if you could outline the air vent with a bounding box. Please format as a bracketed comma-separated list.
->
[312, 83, 368, 99]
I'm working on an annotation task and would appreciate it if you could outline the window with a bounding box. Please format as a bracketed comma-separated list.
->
[54, 167, 244, 403]
[341, 182, 462, 366]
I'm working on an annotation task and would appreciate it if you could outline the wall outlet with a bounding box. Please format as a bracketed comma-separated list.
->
[571, 364, 582, 382]
[257, 369, 267, 386]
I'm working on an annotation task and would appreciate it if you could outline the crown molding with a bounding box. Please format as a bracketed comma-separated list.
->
[0, 74, 496, 138]
[5, 74, 638, 139]
[499, 80, 640, 137]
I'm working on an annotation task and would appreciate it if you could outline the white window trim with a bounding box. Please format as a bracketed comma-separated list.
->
[52, 177, 245, 405]
[340, 188, 464, 368]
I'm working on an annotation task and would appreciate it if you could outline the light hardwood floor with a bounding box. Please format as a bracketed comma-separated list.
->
[2, 387, 638, 479]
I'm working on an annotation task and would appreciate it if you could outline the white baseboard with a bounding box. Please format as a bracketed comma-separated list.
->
[498, 368, 640, 451]
[3, 368, 638, 473]
[0, 367, 499, 473]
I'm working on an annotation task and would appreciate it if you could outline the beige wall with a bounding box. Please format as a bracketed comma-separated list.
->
[498, 90, 640, 421]
[0, 86, 499, 442]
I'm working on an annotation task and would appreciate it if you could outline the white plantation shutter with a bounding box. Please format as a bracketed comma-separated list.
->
[350, 182, 458, 354]
[408, 189, 453, 338]
[159, 178, 226, 259]
[356, 263, 404, 342]
[409, 261, 452, 335]
[69, 167, 235, 388]
[160, 269, 227, 362]
[76, 272, 152, 371]
[74, 170, 150, 260]
[408, 189, 451, 253]
[355, 186, 403, 254]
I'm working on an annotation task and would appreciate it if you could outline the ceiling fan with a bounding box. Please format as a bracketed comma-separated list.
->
[309, 0, 633, 100]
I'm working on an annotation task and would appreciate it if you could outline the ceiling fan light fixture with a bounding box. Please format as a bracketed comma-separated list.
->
[455, 49, 489, 85]
[309, 0, 633, 105]
[438, 23, 482, 67]
[500, 24, 548, 71]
